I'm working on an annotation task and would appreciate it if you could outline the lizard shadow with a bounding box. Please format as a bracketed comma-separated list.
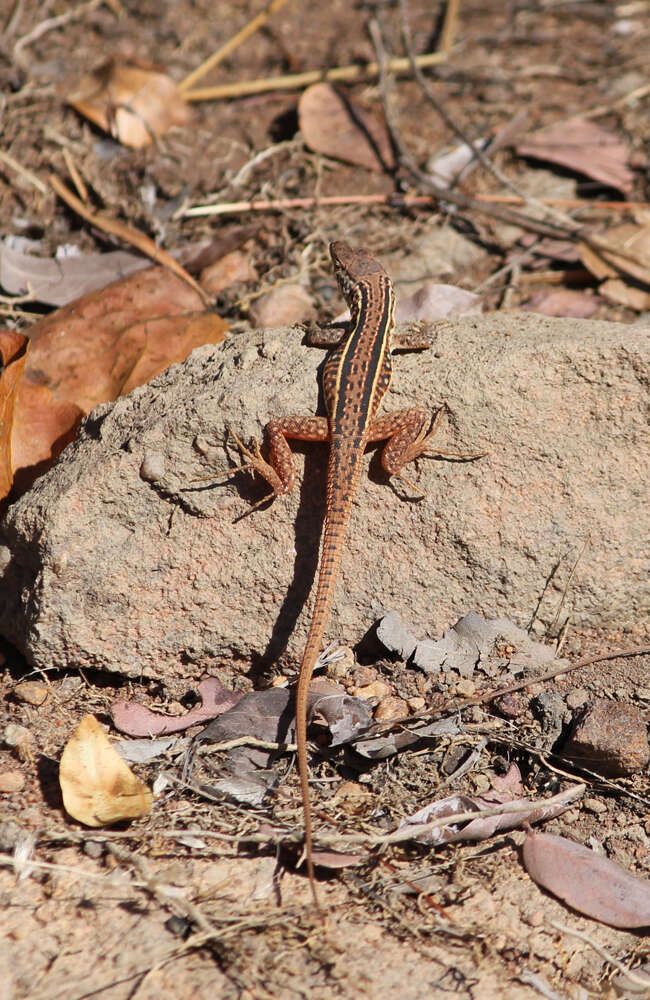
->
[249, 441, 328, 682]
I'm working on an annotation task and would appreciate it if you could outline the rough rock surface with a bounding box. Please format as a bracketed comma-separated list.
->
[0, 313, 647, 679]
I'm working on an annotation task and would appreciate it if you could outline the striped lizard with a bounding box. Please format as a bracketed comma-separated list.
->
[220, 242, 479, 906]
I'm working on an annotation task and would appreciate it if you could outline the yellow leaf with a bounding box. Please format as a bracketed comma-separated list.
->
[59, 715, 152, 827]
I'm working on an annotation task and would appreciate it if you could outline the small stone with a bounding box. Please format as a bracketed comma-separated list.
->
[563, 699, 649, 776]
[200, 249, 257, 295]
[327, 646, 355, 680]
[351, 665, 377, 687]
[565, 688, 589, 710]
[353, 680, 391, 702]
[407, 696, 425, 712]
[374, 696, 408, 722]
[4, 724, 33, 750]
[14, 681, 49, 707]
[583, 797, 607, 814]
[139, 451, 166, 483]
[271, 675, 289, 687]
[248, 284, 315, 327]
[83, 840, 104, 859]
[0, 771, 25, 793]
[454, 678, 476, 697]
[493, 692, 527, 718]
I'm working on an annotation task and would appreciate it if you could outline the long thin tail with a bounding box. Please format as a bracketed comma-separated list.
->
[295, 453, 363, 907]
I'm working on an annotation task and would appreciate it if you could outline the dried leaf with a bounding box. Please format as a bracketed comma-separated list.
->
[298, 83, 395, 172]
[0, 335, 28, 499]
[399, 786, 582, 846]
[522, 289, 598, 318]
[111, 678, 242, 737]
[310, 690, 373, 747]
[59, 715, 152, 826]
[579, 217, 650, 287]
[0, 267, 227, 500]
[310, 849, 366, 869]
[68, 59, 191, 149]
[523, 829, 650, 928]
[516, 118, 634, 194]
[395, 283, 481, 322]
[599, 277, 650, 310]
[0, 239, 148, 306]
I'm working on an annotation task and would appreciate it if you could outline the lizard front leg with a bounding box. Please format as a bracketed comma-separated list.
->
[221, 416, 330, 511]
[369, 406, 485, 495]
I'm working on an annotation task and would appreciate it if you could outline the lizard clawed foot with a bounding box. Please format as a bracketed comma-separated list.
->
[393, 471, 427, 500]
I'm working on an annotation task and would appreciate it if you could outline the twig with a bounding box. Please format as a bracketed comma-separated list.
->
[182, 191, 648, 219]
[182, 51, 449, 102]
[12, 0, 116, 67]
[438, 0, 461, 54]
[50, 175, 209, 303]
[179, 0, 293, 92]
[369, 21, 578, 243]
[62, 148, 88, 202]
[548, 921, 650, 990]
[0, 149, 47, 194]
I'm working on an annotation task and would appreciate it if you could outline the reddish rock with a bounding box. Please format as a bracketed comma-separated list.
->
[563, 699, 649, 777]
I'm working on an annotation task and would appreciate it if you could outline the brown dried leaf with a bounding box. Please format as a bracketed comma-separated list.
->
[516, 118, 634, 194]
[68, 59, 191, 149]
[0, 334, 28, 499]
[59, 715, 152, 827]
[10, 378, 84, 498]
[523, 829, 650, 928]
[0, 267, 227, 499]
[579, 217, 650, 288]
[599, 277, 650, 310]
[111, 678, 242, 737]
[298, 82, 395, 172]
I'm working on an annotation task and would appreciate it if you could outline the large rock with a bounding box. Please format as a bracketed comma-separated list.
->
[0, 314, 646, 680]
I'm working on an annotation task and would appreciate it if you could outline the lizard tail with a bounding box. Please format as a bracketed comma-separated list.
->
[295, 452, 364, 908]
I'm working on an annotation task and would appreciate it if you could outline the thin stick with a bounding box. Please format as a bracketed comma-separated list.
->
[62, 147, 88, 202]
[183, 191, 648, 219]
[179, 0, 293, 93]
[182, 51, 449, 102]
[0, 149, 47, 194]
[439, 0, 461, 54]
[50, 175, 209, 303]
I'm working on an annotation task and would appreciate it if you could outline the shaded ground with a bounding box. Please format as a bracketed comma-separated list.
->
[1, 2, 649, 998]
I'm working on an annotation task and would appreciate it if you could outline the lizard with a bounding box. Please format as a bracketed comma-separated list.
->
[216, 242, 480, 906]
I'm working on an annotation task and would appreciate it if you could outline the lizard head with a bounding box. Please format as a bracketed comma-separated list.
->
[330, 242, 387, 305]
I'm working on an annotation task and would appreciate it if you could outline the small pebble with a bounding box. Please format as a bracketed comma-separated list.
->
[353, 680, 392, 701]
[139, 451, 166, 484]
[326, 646, 355, 679]
[14, 681, 49, 707]
[4, 723, 33, 751]
[407, 696, 425, 712]
[83, 840, 104, 859]
[248, 283, 315, 327]
[454, 678, 476, 697]
[565, 688, 589, 710]
[200, 249, 257, 295]
[0, 771, 25, 793]
[351, 665, 378, 687]
[374, 696, 408, 722]
[583, 797, 607, 814]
